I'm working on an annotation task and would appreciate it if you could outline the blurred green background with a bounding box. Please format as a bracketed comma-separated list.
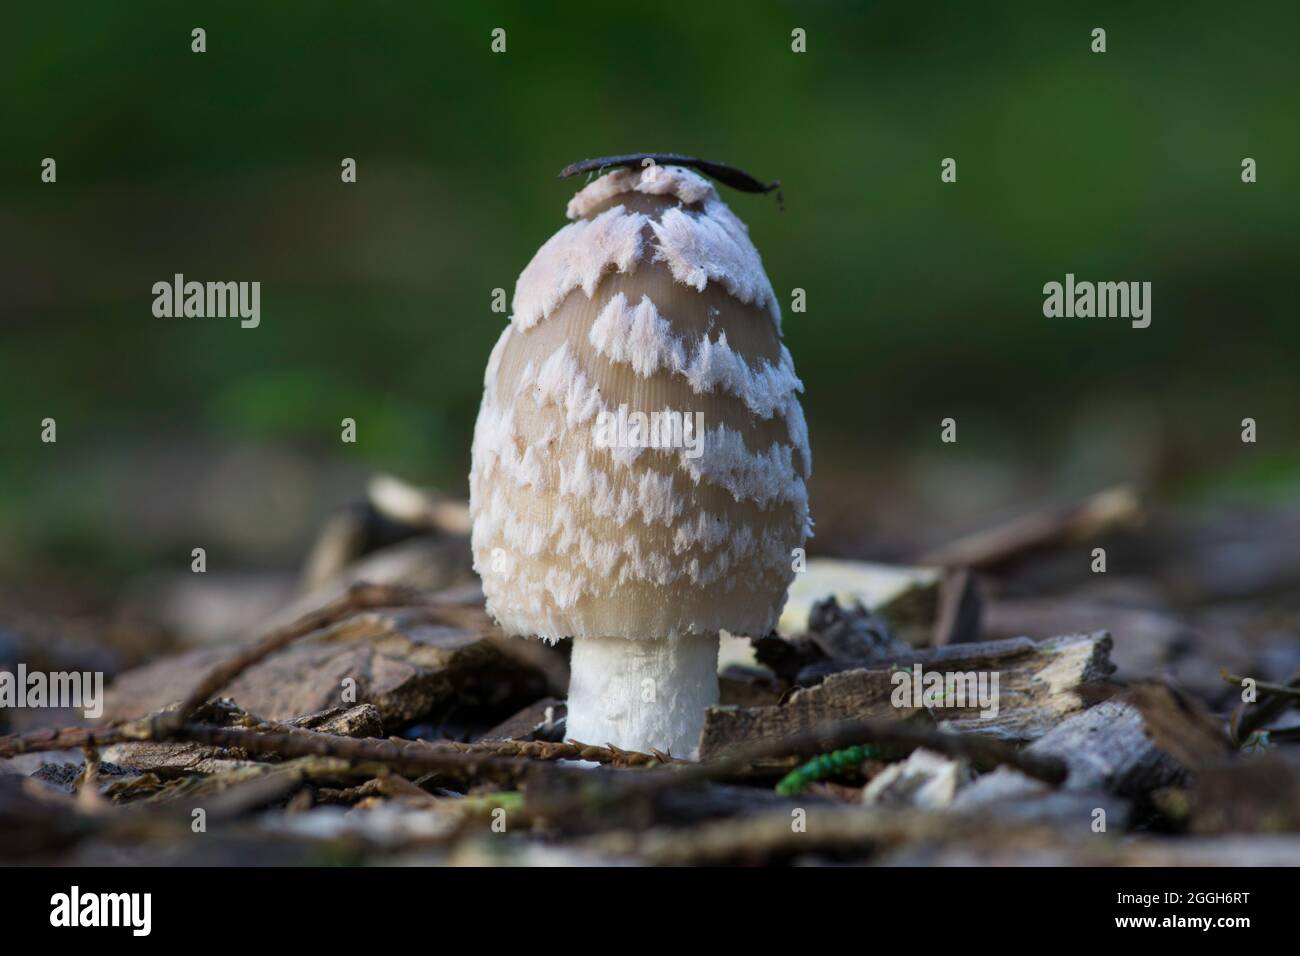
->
[2, 0, 1297, 587]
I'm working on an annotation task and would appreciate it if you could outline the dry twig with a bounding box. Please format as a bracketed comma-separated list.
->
[1226, 668, 1300, 744]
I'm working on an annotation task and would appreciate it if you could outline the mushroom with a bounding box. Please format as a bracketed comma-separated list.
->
[469, 161, 811, 757]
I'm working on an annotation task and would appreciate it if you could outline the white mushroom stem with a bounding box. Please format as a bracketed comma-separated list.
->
[565, 632, 720, 758]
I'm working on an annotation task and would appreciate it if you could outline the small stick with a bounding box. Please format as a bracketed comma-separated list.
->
[230, 716, 670, 769]
[176, 723, 667, 772]
[1228, 667, 1300, 743]
[1221, 671, 1300, 701]
[436, 738, 672, 768]
[173, 724, 581, 787]
[0, 722, 139, 758]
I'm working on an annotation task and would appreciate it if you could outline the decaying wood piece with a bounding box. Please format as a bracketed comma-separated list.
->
[294, 703, 385, 738]
[701, 631, 1115, 758]
[102, 740, 253, 778]
[701, 672, 922, 760]
[161, 583, 427, 733]
[106, 598, 544, 729]
[953, 702, 1167, 804]
[1, 585, 550, 768]
[953, 684, 1230, 821]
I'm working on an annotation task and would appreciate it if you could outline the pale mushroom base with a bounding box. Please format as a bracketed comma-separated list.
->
[565, 632, 720, 759]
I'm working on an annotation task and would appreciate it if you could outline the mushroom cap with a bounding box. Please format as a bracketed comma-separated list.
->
[470, 166, 811, 642]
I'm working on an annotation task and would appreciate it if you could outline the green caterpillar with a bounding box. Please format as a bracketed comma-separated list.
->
[775, 745, 880, 796]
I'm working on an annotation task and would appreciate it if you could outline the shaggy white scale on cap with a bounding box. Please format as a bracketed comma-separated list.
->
[470, 164, 811, 757]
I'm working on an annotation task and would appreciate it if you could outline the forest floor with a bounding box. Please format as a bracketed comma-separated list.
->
[2, 480, 1299, 866]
